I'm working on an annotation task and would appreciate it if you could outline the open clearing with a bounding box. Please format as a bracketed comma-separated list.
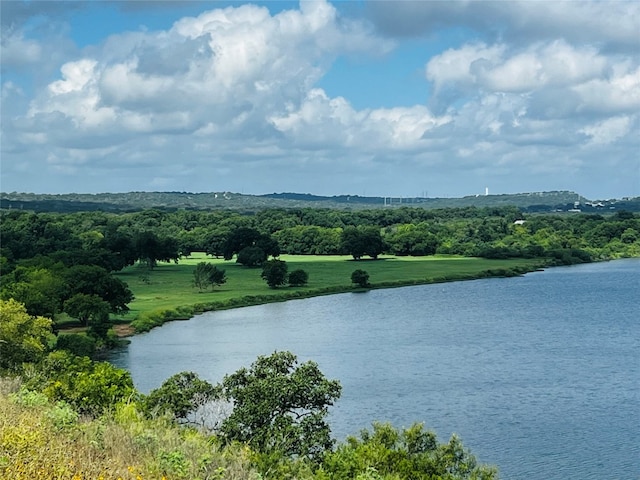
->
[114, 253, 542, 322]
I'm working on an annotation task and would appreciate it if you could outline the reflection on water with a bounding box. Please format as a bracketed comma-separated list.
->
[111, 259, 640, 480]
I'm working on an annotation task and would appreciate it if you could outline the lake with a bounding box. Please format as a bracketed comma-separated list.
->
[110, 258, 640, 480]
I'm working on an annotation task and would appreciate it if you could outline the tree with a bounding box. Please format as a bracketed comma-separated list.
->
[0, 266, 66, 318]
[55, 333, 97, 358]
[223, 228, 280, 260]
[32, 350, 135, 416]
[63, 293, 112, 340]
[288, 269, 309, 287]
[63, 265, 134, 314]
[63, 293, 110, 327]
[322, 422, 497, 480]
[0, 299, 53, 373]
[204, 229, 231, 258]
[135, 231, 180, 268]
[215, 351, 342, 460]
[193, 262, 227, 291]
[341, 226, 384, 260]
[351, 269, 370, 288]
[236, 246, 267, 267]
[142, 371, 217, 425]
[261, 259, 288, 288]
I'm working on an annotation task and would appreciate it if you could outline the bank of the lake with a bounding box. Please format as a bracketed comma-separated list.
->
[111, 258, 640, 480]
[114, 253, 544, 333]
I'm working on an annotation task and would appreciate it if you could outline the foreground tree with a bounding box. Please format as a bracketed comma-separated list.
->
[28, 350, 135, 416]
[215, 351, 342, 461]
[322, 422, 497, 480]
[143, 371, 218, 425]
[0, 299, 52, 373]
[261, 259, 288, 288]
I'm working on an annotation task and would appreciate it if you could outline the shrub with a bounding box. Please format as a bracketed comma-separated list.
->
[288, 269, 309, 287]
[351, 269, 370, 288]
[55, 333, 97, 358]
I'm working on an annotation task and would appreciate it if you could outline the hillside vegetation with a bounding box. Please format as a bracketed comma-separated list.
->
[2, 190, 638, 213]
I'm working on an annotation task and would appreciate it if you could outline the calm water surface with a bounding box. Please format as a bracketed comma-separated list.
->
[111, 259, 640, 480]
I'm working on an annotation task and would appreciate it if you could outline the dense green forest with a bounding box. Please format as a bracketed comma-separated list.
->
[1, 204, 639, 479]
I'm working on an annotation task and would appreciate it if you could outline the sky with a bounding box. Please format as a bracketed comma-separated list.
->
[1, 0, 639, 199]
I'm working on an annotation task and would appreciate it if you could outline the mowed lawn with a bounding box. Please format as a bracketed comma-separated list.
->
[115, 253, 541, 320]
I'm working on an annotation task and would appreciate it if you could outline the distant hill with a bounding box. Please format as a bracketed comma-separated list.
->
[1, 190, 638, 213]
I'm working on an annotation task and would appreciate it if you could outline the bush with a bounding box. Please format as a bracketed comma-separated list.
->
[351, 269, 370, 288]
[55, 333, 97, 358]
[288, 269, 309, 287]
[261, 259, 288, 288]
[27, 350, 135, 416]
[318, 422, 498, 480]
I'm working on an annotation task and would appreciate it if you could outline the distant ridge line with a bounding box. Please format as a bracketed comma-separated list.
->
[1, 190, 638, 213]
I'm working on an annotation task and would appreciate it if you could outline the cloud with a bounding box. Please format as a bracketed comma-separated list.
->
[366, 1, 640, 51]
[1, 0, 639, 198]
[425, 39, 639, 119]
[580, 116, 633, 145]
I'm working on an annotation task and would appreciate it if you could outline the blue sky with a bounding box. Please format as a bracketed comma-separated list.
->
[1, 0, 639, 199]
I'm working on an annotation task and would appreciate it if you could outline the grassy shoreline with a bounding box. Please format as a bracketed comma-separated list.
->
[109, 253, 545, 335]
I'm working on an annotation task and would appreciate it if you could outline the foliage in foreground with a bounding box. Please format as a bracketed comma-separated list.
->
[318, 422, 497, 480]
[0, 381, 497, 480]
[0, 299, 53, 373]
[0, 382, 258, 480]
[216, 351, 342, 461]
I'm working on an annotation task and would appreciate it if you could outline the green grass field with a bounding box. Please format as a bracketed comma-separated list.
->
[114, 253, 542, 331]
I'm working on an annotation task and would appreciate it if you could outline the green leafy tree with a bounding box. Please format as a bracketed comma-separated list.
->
[143, 371, 218, 424]
[341, 226, 384, 260]
[55, 333, 97, 358]
[261, 259, 288, 288]
[288, 269, 309, 287]
[135, 231, 181, 268]
[223, 228, 280, 260]
[63, 265, 134, 315]
[321, 422, 497, 480]
[193, 262, 227, 291]
[63, 293, 110, 327]
[351, 269, 370, 288]
[237, 246, 268, 267]
[0, 299, 53, 373]
[29, 350, 135, 416]
[0, 266, 66, 318]
[205, 229, 231, 258]
[215, 351, 342, 461]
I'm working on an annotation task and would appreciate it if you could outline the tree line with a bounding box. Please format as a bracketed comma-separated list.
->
[1, 206, 638, 346]
[2, 206, 638, 266]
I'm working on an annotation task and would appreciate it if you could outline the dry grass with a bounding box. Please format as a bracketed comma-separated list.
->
[0, 382, 260, 480]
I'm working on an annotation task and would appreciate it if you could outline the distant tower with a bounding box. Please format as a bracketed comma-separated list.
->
[485, 187, 489, 196]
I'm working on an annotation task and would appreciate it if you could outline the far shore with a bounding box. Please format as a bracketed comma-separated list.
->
[94, 253, 547, 337]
